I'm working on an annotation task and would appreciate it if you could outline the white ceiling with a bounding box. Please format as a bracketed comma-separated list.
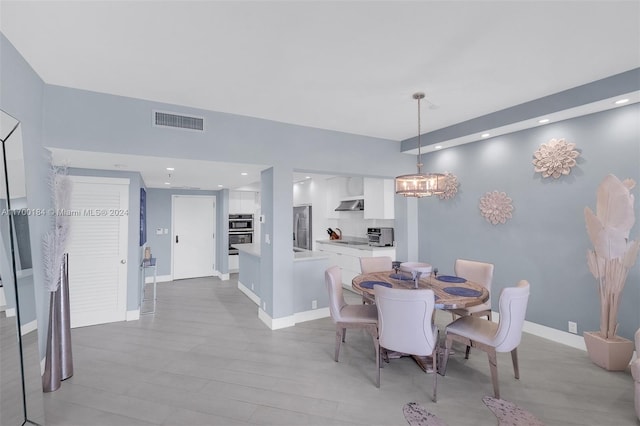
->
[2, 1, 639, 189]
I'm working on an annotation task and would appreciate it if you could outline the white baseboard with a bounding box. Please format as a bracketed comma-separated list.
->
[294, 307, 330, 324]
[41, 357, 46, 375]
[20, 319, 37, 336]
[219, 273, 230, 281]
[6, 307, 15, 317]
[126, 309, 140, 321]
[238, 281, 260, 306]
[257, 307, 330, 330]
[258, 308, 296, 330]
[491, 311, 586, 351]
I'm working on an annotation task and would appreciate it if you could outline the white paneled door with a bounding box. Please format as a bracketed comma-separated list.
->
[172, 195, 216, 280]
[67, 176, 129, 328]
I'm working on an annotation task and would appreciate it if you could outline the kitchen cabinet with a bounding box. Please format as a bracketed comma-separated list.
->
[363, 177, 395, 219]
[229, 254, 239, 272]
[316, 241, 396, 291]
[324, 176, 394, 219]
[230, 191, 258, 214]
[325, 176, 364, 219]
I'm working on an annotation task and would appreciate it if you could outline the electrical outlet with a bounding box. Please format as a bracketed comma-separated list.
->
[568, 321, 578, 334]
[262, 301, 266, 311]
[312, 300, 317, 309]
[251, 283, 254, 290]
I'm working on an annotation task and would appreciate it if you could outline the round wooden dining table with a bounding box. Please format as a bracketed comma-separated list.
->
[352, 270, 490, 374]
[352, 270, 489, 310]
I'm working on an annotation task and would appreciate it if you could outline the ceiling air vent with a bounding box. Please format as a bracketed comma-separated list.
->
[153, 111, 204, 131]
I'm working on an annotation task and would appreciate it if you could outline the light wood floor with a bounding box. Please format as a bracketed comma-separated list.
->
[43, 276, 636, 425]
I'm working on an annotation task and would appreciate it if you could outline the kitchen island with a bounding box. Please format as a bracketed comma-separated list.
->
[315, 239, 396, 291]
[233, 243, 331, 328]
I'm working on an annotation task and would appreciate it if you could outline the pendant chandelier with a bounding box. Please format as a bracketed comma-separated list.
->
[395, 92, 446, 197]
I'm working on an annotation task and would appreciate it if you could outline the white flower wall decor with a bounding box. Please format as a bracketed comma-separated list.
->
[532, 138, 580, 179]
[479, 191, 513, 225]
[438, 172, 459, 200]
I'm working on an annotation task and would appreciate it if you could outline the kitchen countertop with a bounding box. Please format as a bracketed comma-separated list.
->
[316, 239, 395, 251]
[233, 243, 331, 261]
[233, 243, 260, 257]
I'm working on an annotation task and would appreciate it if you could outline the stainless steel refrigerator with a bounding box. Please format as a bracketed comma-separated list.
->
[293, 205, 312, 250]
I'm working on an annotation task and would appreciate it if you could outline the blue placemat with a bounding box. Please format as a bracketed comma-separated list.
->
[360, 281, 393, 289]
[443, 286, 482, 297]
[389, 273, 412, 281]
[437, 275, 467, 283]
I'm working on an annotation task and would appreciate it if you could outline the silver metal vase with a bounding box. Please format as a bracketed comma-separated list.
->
[60, 253, 73, 380]
[42, 289, 62, 392]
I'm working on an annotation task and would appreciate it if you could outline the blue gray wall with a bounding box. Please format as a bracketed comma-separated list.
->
[418, 105, 640, 339]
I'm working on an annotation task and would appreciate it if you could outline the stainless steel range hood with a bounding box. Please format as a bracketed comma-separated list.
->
[335, 199, 364, 211]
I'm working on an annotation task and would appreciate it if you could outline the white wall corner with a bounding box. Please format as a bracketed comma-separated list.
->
[258, 308, 296, 330]
[126, 309, 140, 321]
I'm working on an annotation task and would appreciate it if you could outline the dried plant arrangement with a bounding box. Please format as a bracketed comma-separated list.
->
[42, 165, 72, 292]
[585, 174, 639, 339]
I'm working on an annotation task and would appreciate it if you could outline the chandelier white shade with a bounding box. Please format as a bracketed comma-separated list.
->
[395, 92, 445, 197]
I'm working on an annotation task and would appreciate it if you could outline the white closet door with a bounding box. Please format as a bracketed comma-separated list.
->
[67, 176, 129, 328]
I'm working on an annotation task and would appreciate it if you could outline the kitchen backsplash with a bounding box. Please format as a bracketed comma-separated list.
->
[328, 213, 394, 238]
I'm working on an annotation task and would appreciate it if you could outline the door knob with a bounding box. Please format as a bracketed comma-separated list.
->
[121, 259, 127, 264]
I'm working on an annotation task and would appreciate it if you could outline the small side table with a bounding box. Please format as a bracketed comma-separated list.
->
[140, 258, 157, 315]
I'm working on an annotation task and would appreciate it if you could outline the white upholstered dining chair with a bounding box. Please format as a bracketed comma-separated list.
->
[358, 256, 393, 304]
[441, 280, 530, 399]
[325, 266, 379, 367]
[359, 256, 393, 274]
[450, 258, 494, 321]
[374, 285, 439, 402]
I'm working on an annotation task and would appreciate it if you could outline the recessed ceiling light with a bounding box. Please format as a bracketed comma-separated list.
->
[164, 182, 170, 185]
[166, 167, 175, 171]
[614, 98, 629, 105]
[217, 184, 223, 188]
[481, 133, 490, 138]
[241, 172, 248, 176]
[434, 145, 443, 150]
[305, 176, 311, 179]
[538, 118, 550, 124]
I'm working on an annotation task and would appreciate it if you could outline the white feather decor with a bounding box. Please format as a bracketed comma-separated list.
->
[42, 165, 73, 293]
[585, 174, 638, 339]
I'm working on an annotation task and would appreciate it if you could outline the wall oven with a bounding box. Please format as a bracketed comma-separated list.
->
[229, 231, 253, 255]
[229, 214, 254, 255]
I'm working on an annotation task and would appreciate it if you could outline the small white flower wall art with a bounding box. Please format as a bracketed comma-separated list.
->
[479, 191, 513, 225]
